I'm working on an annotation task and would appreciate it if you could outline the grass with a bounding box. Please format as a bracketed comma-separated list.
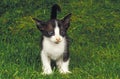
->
[0, 0, 120, 79]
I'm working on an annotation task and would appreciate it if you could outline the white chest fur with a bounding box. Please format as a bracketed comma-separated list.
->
[42, 37, 66, 60]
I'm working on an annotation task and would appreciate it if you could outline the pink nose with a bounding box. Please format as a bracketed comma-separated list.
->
[56, 37, 60, 42]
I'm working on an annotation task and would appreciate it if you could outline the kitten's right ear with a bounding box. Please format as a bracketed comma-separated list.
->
[32, 18, 45, 31]
[61, 13, 72, 30]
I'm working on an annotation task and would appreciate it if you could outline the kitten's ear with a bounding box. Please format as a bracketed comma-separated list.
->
[32, 18, 45, 31]
[62, 13, 72, 29]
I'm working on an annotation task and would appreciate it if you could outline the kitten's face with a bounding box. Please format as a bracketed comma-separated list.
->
[33, 13, 71, 44]
[43, 20, 66, 44]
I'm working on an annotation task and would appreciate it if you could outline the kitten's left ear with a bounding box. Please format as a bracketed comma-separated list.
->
[32, 18, 45, 31]
[62, 13, 72, 29]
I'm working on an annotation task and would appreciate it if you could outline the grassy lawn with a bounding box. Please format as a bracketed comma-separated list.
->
[0, 0, 120, 79]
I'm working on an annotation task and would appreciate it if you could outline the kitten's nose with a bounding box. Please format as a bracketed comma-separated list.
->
[56, 37, 60, 41]
[55, 37, 61, 43]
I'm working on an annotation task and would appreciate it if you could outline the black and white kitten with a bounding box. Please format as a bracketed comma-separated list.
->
[33, 4, 72, 75]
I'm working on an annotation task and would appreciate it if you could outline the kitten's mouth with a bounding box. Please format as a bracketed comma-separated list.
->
[55, 41, 61, 44]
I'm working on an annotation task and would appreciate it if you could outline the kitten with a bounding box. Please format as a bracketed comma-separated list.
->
[33, 4, 72, 75]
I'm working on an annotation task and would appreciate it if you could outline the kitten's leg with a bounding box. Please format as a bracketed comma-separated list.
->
[41, 50, 52, 75]
[57, 52, 71, 74]
[57, 58, 71, 74]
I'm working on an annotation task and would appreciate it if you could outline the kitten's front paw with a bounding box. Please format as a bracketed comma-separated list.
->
[42, 68, 52, 75]
[42, 71, 53, 75]
[60, 70, 72, 74]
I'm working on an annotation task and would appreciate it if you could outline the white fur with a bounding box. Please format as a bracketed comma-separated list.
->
[42, 36, 66, 60]
[57, 58, 71, 74]
[50, 21, 63, 43]
[41, 21, 70, 75]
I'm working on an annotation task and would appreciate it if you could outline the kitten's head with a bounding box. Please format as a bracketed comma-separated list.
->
[33, 13, 71, 44]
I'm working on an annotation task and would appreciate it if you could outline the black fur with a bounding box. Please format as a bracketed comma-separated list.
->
[51, 4, 61, 19]
[63, 36, 70, 62]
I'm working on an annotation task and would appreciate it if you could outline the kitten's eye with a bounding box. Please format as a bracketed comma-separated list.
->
[48, 31, 54, 35]
[61, 31, 65, 35]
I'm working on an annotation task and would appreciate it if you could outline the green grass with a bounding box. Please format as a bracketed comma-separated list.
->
[0, 0, 120, 79]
